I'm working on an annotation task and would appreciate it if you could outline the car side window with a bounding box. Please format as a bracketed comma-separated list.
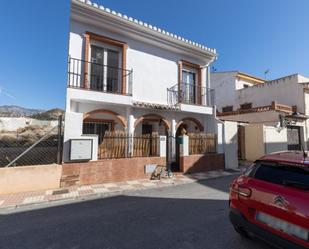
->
[243, 163, 257, 177]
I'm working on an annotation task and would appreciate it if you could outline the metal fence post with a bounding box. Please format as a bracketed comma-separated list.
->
[57, 115, 63, 164]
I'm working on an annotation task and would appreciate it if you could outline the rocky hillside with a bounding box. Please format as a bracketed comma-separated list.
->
[30, 108, 64, 120]
[0, 105, 43, 117]
[0, 105, 64, 120]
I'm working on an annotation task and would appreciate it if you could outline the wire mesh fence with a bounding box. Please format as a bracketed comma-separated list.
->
[0, 116, 63, 167]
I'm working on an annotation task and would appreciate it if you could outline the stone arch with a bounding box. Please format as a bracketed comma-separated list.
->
[134, 113, 171, 131]
[83, 109, 127, 128]
[176, 117, 204, 132]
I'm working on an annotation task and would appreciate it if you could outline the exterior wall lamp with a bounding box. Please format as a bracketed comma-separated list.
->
[278, 112, 300, 128]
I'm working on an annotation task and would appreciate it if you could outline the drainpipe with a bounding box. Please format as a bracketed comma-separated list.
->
[203, 56, 216, 107]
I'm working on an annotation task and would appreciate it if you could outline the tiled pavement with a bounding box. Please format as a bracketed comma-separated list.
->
[0, 169, 240, 210]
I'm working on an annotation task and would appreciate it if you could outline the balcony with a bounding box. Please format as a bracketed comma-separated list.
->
[167, 83, 214, 114]
[68, 57, 133, 96]
[168, 83, 214, 105]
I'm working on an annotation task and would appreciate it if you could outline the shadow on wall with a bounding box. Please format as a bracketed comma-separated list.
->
[0, 176, 271, 249]
[265, 142, 289, 154]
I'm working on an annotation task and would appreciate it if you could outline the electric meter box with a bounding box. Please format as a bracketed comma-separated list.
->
[70, 139, 93, 161]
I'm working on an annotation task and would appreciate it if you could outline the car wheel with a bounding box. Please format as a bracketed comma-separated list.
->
[233, 225, 251, 239]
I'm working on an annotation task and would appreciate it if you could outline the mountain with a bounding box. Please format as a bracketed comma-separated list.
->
[30, 108, 64, 120]
[0, 105, 44, 117]
[0, 105, 64, 119]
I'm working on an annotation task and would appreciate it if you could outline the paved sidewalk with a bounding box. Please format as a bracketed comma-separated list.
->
[0, 169, 240, 210]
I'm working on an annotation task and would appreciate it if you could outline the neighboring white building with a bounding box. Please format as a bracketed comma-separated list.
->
[0, 117, 58, 131]
[63, 0, 237, 174]
[211, 71, 266, 112]
[211, 71, 309, 160]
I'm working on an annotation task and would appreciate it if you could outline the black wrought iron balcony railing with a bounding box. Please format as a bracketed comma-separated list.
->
[67, 57, 133, 96]
[167, 83, 215, 107]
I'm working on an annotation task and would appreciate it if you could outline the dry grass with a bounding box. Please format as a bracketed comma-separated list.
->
[0, 125, 57, 146]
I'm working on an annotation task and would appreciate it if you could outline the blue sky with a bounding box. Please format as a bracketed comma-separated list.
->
[0, 0, 308, 110]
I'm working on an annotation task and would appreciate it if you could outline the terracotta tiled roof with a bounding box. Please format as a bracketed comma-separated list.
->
[133, 101, 180, 111]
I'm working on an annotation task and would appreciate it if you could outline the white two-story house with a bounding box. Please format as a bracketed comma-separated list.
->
[62, 0, 229, 185]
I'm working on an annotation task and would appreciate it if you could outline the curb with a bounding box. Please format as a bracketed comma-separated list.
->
[0, 171, 240, 212]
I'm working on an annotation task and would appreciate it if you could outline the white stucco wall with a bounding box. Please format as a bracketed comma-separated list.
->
[223, 121, 238, 169]
[69, 20, 209, 107]
[63, 111, 98, 162]
[264, 126, 288, 154]
[237, 75, 306, 112]
[235, 78, 255, 90]
[210, 72, 237, 111]
[212, 73, 309, 114]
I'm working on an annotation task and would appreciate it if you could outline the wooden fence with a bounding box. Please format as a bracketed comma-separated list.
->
[98, 132, 159, 159]
[98, 132, 129, 159]
[188, 133, 217, 155]
[133, 134, 159, 157]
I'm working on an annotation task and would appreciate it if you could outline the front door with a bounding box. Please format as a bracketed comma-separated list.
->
[287, 126, 301, 151]
[173, 124, 187, 172]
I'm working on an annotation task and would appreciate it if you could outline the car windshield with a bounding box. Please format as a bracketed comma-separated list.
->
[252, 161, 309, 191]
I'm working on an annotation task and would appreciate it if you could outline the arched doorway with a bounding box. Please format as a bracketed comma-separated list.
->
[173, 117, 204, 171]
[134, 114, 170, 135]
[83, 109, 127, 144]
[134, 114, 170, 158]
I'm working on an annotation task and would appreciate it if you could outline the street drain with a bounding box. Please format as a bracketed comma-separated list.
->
[52, 189, 69, 195]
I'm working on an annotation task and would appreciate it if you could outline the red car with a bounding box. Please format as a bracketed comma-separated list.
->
[229, 151, 309, 249]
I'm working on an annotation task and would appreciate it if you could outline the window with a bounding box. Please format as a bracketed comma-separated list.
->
[222, 106, 233, 112]
[90, 44, 121, 92]
[142, 124, 153, 135]
[252, 162, 309, 190]
[240, 103, 252, 110]
[83, 32, 128, 94]
[243, 84, 249, 88]
[182, 69, 197, 104]
[83, 121, 113, 144]
[179, 60, 202, 105]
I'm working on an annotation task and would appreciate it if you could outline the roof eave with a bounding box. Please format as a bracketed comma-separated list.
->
[71, 0, 217, 61]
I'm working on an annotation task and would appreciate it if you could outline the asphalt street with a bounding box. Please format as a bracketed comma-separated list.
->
[0, 175, 274, 249]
